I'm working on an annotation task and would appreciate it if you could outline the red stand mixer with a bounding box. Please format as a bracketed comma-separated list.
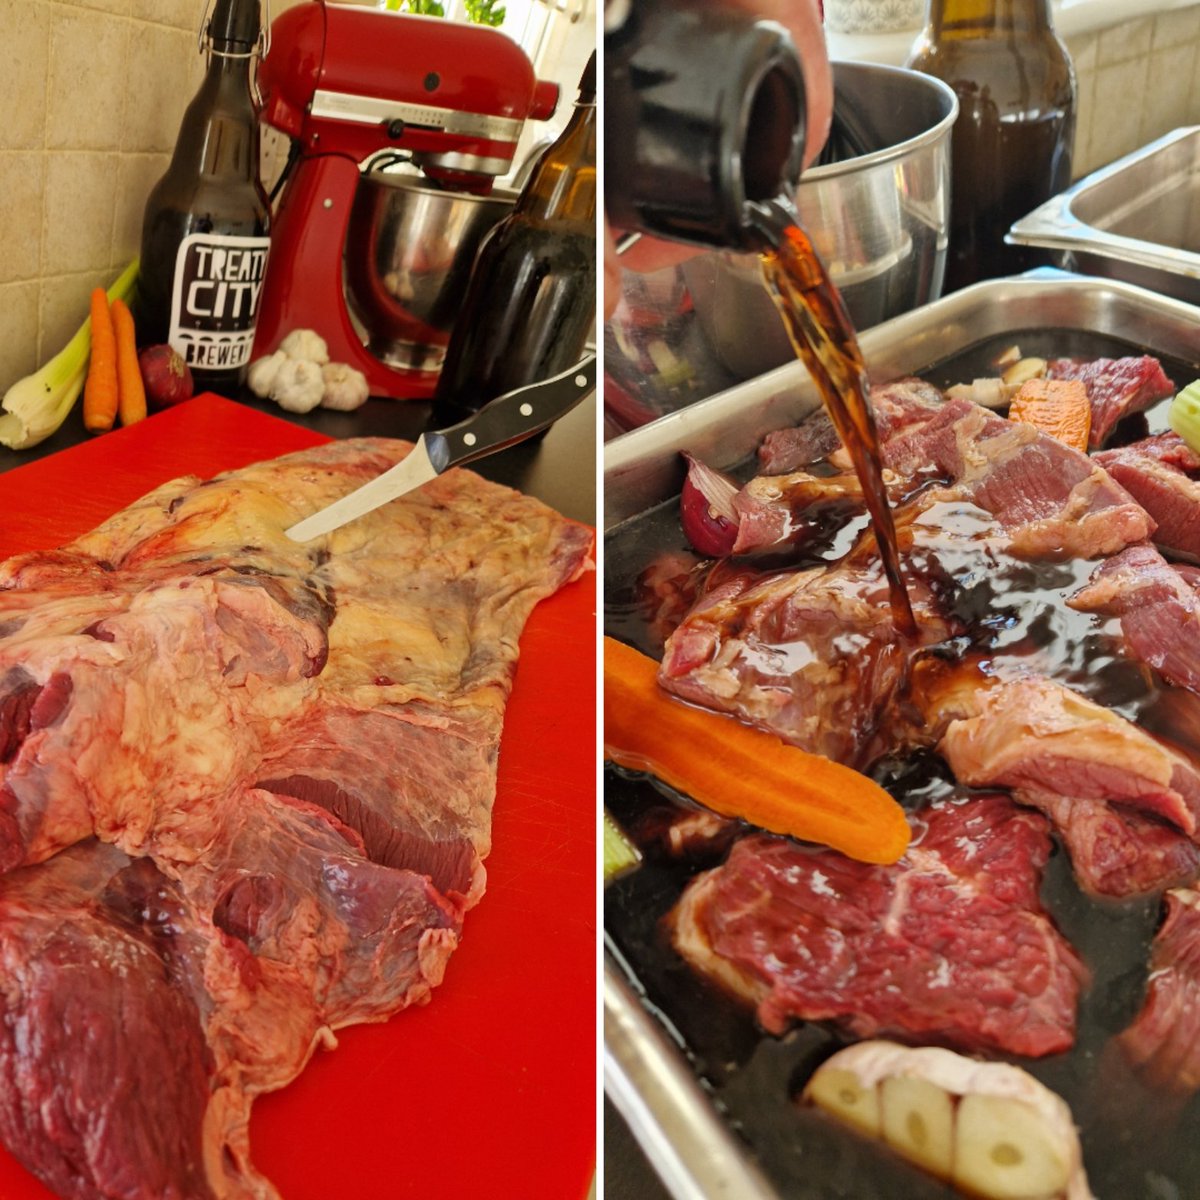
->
[254, 0, 559, 399]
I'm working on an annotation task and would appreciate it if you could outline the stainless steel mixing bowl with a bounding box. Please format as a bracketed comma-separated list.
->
[604, 60, 958, 430]
[344, 171, 515, 373]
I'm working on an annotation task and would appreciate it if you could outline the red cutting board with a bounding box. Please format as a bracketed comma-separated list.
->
[0, 396, 597, 1200]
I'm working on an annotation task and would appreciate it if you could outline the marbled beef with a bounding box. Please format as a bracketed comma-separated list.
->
[671, 794, 1086, 1057]
[0, 439, 592, 1199]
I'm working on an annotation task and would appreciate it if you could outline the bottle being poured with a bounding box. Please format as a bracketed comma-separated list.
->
[604, 0, 916, 634]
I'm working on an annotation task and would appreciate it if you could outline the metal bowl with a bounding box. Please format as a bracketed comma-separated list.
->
[344, 171, 515, 373]
[604, 61, 958, 431]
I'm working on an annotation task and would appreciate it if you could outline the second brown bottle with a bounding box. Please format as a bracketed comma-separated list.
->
[431, 53, 597, 427]
[906, 0, 1076, 292]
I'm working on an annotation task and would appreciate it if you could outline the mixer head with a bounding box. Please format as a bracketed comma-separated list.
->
[259, 0, 559, 191]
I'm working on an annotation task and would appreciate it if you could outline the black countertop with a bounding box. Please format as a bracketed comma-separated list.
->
[0, 388, 597, 528]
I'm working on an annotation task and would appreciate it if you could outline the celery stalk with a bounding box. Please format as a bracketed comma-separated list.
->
[0, 259, 139, 450]
[1168, 380, 1200, 456]
[603, 808, 641, 884]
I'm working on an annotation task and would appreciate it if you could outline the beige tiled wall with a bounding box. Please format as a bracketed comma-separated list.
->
[1066, 6, 1200, 178]
[0, 0, 311, 396]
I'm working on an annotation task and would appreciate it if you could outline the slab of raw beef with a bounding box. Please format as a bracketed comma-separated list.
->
[670, 794, 1086, 1057]
[1044, 355, 1175, 448]
[1070, 543, 1200, 694]
[1119, 887, 1200, 1093]
[1093, 434, 1200, 562]
[0, 438, 592, 1199]
[928, 668, 1200, 896]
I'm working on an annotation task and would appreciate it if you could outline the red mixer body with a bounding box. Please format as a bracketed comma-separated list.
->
[253, 0, 559, 400]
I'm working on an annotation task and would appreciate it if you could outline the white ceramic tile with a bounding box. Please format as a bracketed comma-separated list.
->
[1088, 57, 1152, 169]
[130, 0, 201, 28]
[1069, 62, 1098, 180]
[1152, 5, 1200, 50]
[120, 22, 198, 153]
[1140, 41, 1199, 143]
[1097, 16, 1153, 65]
[0, 1, 50, 151]
[0, 281, 41, 392]
[41, 152, 119, 276]
[59, 0, 132, 14]
[0, 154, 45, 283]
[1063, 30, 1097, 75]
[46, 6, 131, 150]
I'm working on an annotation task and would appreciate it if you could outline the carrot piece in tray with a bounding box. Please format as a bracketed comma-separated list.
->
[603, 636, 911, 865]
[1008, 377, 1091, 452]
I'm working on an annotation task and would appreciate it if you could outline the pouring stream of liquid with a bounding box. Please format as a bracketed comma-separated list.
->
[751, 199, 917, 636]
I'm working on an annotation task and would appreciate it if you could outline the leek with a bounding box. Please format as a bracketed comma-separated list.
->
[0, 259, 139, 450]
[1168, 380, 1200, 456]
[603, 808, 641, 884]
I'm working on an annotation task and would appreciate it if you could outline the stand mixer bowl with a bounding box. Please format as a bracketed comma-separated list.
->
[344, 171, 516, 373]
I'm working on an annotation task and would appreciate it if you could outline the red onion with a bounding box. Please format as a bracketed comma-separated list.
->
[680, 452, 741, 557]
[138, 345, 194, 410]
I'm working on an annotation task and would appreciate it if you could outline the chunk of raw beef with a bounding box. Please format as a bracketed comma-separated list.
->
[671, 795, 1086, 1057]
[1093, 435, 1200, 562]
[923, 665, 1200, 896]
[1045, 355, 1175, 448]
[1119, 887, 1200, 1093]
[1070, 543, 1200, 694]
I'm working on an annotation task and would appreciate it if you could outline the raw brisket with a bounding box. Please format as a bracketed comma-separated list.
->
[1093, 434, 1200, 562]
[756, 378, 943, 475]
[1070, 543, 1200, 694]
[659, 551, 955, 766]
[1044, 355, 1174, 448]
[670, 795, 1086, 1057]
[930, 669, 1200, 897]
[733, 391, 1152, 560]
[1119, 887, 1200, 1093]
[0, 438, 592, 1199]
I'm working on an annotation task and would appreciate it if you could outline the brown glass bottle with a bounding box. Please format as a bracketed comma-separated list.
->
[906, 0, 1075, 291]
[135, 0, 270, 396]
[431, 54, 597, 427]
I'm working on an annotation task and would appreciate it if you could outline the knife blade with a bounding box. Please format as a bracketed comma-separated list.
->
[285, 354, 595, 542]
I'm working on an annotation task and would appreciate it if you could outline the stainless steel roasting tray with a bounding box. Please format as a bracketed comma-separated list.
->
[605, 270, 1200, 529]
[603, 271, 1200, 1200]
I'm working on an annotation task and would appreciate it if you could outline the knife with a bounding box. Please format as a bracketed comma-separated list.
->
[285, 354, 596, 542]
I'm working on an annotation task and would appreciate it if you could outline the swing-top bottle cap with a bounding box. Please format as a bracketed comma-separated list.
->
[578, 52, 596, 104]
[206, 0, 261, 50]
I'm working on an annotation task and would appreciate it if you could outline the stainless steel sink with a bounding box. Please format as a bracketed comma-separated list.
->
[1008, 126, 1200, 305]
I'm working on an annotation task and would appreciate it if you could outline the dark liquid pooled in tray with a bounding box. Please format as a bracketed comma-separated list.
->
[604, 326, 1200, 1199]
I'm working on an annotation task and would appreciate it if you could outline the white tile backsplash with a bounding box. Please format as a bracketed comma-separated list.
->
[0, 0, 310, 396]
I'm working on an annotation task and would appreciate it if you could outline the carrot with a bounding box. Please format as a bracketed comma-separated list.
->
[110, 298, 146, 427]
[1008, 377, 1091, 453]
[82, 287, 119, 434]
[604, 636, 911, 864]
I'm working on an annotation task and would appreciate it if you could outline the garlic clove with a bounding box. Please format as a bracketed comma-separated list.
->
[954, 1093, 1072, 1200]
[881, 1075, 955, 1180]
[805, 1066, 881, 1139]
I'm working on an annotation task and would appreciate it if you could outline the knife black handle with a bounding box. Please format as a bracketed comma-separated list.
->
[426, 355, 597, 472]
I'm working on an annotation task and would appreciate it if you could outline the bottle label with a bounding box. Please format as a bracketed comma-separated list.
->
[168, 232, 271, 373]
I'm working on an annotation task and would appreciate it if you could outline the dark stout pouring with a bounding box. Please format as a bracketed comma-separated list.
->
[749, 198, 917, 636]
